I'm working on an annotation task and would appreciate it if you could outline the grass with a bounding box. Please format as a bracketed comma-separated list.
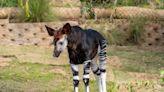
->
[0, 0, 18, 7]
[0, 45, 163, 92]
[128, 17, 147, 45]
[81, 19, 146, 45]
[20, 0, 56, 22]
[108, 46, 164, 74]
[0, 59, 118, 92]
[0, 61, 56, 82]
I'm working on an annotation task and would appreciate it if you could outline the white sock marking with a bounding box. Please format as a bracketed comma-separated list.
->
[73, 76, 79, 80]
[75, 87, 78, 92]
[101, 73, 107, 92]
[83, 74, 89, 79]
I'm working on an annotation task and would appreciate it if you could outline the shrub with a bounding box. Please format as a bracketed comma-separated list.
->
[107, 29, 128, 45]
[128, 17, 147, 45]
[0, 0, 18, 7]
[117, 0, 148, 6]
[20, 0, 55, 22]
[80, 0, 95, 19]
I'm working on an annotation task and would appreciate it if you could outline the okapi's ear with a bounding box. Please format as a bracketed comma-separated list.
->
[62, 23, 71, 34]
[45, 25, 55, 36]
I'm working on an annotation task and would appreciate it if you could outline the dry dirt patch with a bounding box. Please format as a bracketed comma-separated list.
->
[0, 55, 14, 67]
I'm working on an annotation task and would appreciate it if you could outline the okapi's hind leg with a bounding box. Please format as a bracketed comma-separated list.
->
[99, 40, 107, 92]
[91, 57, 102, 92]
[83, 60, 91, 92]
[100, 68, 106, 92]
[71, 64, 79, 92]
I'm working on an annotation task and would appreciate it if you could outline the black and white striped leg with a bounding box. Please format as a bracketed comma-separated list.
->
[71, 64, 79, 92]
[91, 61, 102, 92]
[83, 60, 91, 92]
[99, 40, 107, 92]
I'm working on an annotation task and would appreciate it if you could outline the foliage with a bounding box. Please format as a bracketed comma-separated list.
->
[0, 0, 18, 7]
[81, 0, 149, 7]
[80, 0, 95, 19]
[153, 0, 164, 9]
[125, 82, 136, 92]
[20, 0, 55, 22]
[82, 0, 163, 9]
[117, 0, 148, 6]
[108, 46, 164, 73]
[20, 0, 30, 17]
[160, 70, 164, 82]
[128, 17, 147, 45]
[107, 81, 119, 92]
[108, 29, 128, 45]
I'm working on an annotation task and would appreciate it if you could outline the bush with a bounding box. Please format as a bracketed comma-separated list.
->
[128, 17, 146, 45]
[80, 0, 149, 8]
[21, 0, 55, 22]
[117, 0, 148, 6]
[0, 0, 18, 7]
[109, 30, 128, 45]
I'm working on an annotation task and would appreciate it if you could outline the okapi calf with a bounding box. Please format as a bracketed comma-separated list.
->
[45, 23, 107, 92]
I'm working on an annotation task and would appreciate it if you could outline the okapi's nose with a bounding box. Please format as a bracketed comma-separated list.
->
[53, 50, 61, 57]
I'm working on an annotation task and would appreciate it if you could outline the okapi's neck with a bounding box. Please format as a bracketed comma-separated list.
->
[66, 26, 83, 50]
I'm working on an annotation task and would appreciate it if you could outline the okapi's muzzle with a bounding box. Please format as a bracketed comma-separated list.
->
[53, 50, 61, 57]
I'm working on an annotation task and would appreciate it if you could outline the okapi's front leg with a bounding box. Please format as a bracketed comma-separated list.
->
[83, 60, 91, 92]
[71, 64, 79, 92]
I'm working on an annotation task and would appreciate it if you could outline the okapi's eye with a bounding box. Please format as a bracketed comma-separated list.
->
[59, 42, 63, 45]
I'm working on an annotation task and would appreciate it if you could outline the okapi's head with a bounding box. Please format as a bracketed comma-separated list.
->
[45, 23, 71, 57]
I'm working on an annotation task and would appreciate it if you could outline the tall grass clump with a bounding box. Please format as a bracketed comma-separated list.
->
[109, 29, 129, 45]
[0, 0, 18, 7]
[107, 81, 119, 92]
[128, 17, 147, 45]
[80, 0, 95, 19]
[21, 0, 55, 22]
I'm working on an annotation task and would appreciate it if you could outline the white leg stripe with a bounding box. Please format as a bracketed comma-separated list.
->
[95, 75, 102, 92]
[83, 74, 89, 79]
[84, 60, 91, 63]
[73, 76, 79, 80]
[71, 64, 78, 71]
[75, 87, 78, 92]
[101, 73, 107, 92]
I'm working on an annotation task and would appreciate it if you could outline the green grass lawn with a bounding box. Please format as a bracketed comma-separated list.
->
[108, 46, 164, 74]
[0, 45, 163, 92]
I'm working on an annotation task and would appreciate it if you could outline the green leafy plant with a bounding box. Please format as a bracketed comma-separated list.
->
[0, 0, 18, 7]
[117, 0, 148, 6]
[107, 81, 119, 92]
[125, 82, 136, 92]
[20, 0, 55, 22]
[80, 0, 95, 19]
[109, 30, 128, 45]
[160, 70, 164, 82]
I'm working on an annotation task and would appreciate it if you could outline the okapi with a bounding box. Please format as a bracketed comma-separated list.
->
[45, 23, 107, 92]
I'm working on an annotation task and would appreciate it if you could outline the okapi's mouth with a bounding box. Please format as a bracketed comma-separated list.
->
[53, 50, 61, 57]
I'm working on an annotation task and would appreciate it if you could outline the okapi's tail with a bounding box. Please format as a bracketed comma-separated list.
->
[99, 40, 107, 72]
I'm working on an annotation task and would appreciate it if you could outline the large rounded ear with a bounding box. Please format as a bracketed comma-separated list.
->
[45, 25, 55, 36]
[62, 23, 71, 34]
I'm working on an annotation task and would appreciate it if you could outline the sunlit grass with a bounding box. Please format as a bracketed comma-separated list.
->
[108, 46, 164, 74]
[0, 45, 163, 91]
